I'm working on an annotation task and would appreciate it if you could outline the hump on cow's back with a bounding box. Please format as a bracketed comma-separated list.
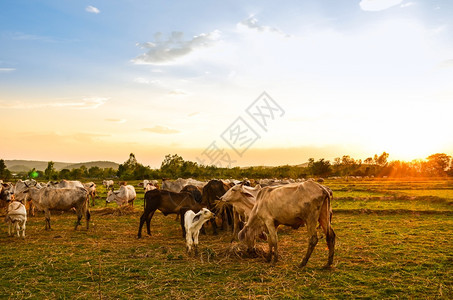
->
[145, 189, 160, 197]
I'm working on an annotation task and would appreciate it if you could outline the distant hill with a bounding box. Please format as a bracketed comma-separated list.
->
[4, 160, 120, 173]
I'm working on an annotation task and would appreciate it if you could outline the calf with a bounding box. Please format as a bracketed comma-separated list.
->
[182, 208, 215, 255]
[83, 182, 97, 206]
[5, 201, 27, 238]
[138, 189, 203, 238]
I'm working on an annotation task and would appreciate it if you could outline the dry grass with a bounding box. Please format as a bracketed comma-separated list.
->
[0, 179, 452, 299]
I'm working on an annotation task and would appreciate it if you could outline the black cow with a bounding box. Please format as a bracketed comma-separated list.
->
[181, 184, 203, 203]
[201, 180, 232, 235]
[138, 189, 203, 238]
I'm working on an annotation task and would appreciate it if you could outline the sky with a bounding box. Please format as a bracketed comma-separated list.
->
[1, 0, 452, 168]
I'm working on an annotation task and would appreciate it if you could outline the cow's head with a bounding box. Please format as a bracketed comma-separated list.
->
[220, 184, 254, 204]
[105, 190, 118, 203]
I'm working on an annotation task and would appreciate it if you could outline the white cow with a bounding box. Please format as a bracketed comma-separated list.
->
[47, 180, 84, 189]
[16, 186, 90, 230]
[5, 201, 27, 238]
[14, 179, 38, 195]
[106, 185, 136, 206]
[183, 208, 215, 255]
[162, 178, 206, 193]
[141, 180, 159, 191]
[103, 180, 114, 190]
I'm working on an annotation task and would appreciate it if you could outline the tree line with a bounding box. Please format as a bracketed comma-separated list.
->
[0, 152, 452, 182]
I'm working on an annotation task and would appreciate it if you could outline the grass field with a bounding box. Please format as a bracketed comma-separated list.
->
[1, 179, 452, 299]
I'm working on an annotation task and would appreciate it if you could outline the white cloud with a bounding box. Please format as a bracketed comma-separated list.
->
[132, 30, 221, 65]
[133, 77, 161, 85]
[86, 6, 100, 14]
[1, 97, 109, 110]
[0, 68, 15, 72]
[437, 59, 453, 69]
[168, 89, 189, 96]
[105, 118, 127, 123]
[142, 126, 180, 134]
[238, 16, 290, 37]
[360, 0, 403, 11]
[400, 2, 415, 8]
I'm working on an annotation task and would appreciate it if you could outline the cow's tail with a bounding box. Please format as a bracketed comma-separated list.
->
[317, 183, 336, 267]
[318, 183, 333, 234]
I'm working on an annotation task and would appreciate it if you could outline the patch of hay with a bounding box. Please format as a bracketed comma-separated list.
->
[218, 242, 267, 260]
[93, 206, 137, 216]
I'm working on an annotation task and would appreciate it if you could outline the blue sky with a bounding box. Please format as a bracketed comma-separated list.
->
[1, 0, 452, 167]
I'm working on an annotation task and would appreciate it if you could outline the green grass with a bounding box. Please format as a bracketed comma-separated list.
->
[0, 179, 452, 299]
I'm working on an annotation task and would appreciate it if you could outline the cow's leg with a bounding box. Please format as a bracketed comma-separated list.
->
[15, 221, 20, 237]
[45, 209, 51, 230]
[264, 220, 278, 263]
[319, 200, 335, 268]
[299, 220, 318, 268]
[186, 232, 193, 253]
[226, 206, 234, 232]
[193, 229, 201, 255]
[325, 227, 336, 268]
[138, 212, 146, 238]
[75, 213, 82, 230]
[146, 210, 156, 235]
[231, 209, 240, 242]
[86, 208, 91, 230]
[211, 218, 218, 235]
[21, 220, 26, 238]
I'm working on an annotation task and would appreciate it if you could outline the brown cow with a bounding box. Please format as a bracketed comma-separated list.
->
[220, 183, 262, 240]
[137, 189, 203, 238]
[238, 181, 335, 268]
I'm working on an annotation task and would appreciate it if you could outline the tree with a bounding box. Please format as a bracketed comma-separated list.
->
[425, 153, 451, 176]
[376, 152, 389, 166]
[0, 159, 11, 180]
[88, 166, 102, 178]
[308, 158, 332, 176]
[59, 168, 71, 179]
[160, 154, 185, 178]
[44, 161, 56, 180]
[70, 168, 84, 179]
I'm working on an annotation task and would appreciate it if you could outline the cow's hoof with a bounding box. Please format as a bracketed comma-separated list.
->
[322, 264, 333, 270]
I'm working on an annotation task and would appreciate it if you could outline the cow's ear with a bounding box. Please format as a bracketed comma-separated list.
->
[241, 192, 254, 198]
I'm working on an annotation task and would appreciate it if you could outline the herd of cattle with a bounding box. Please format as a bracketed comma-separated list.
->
[0, 177, 335, 268]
